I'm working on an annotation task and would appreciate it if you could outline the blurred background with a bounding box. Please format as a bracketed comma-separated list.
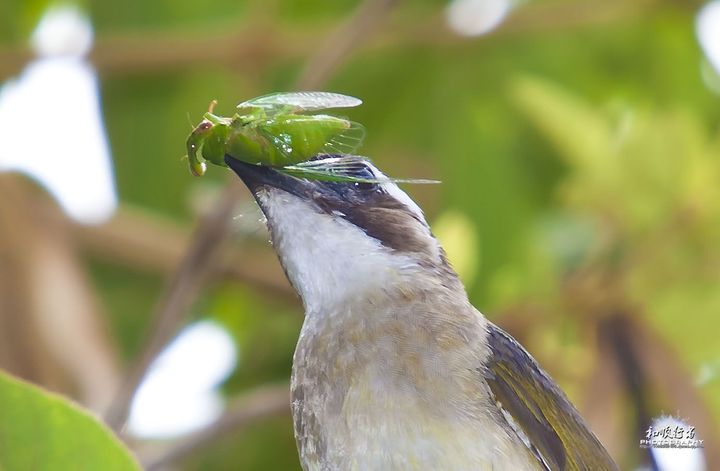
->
[0, 0, 718, 469]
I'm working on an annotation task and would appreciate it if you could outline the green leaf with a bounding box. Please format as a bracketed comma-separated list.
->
[0, 370, 140, 471]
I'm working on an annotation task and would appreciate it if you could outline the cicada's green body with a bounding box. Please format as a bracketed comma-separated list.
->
[186, 92, 365, 177]
[186, 92, 436, 185]
[227, 114, 355, 165]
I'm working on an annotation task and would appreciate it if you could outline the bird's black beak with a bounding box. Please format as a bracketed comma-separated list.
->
[225, 155, 315, 202]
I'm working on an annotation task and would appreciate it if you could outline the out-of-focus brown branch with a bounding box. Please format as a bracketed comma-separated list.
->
[562, 266, 720, 468]
[104, 181, 248, 429]
[0, 176, 121, 412]
[71, 204, 296, 301]
[296, 0, 397, 89]
[104, 0, 399, 433]
[580, 335, 624, 462]
[0, 23, 311, 80]
[632, 318, 720, 470]
[0, 0, 659, 81]
[141, 384, 290, 471]
[0, 177, 63, 389]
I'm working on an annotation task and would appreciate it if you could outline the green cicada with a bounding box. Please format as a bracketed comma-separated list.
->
[186, 91, 366, 177]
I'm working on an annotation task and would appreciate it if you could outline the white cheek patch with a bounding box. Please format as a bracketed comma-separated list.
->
[255, 189, 408, 312]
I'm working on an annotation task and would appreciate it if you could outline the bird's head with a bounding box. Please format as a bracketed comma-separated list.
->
[226, 155, 461, 312]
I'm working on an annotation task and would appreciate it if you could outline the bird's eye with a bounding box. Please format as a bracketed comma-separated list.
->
[353, 181, 376, 191]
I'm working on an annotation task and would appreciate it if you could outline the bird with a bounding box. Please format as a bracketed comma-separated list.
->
[225, 154, 619, 471]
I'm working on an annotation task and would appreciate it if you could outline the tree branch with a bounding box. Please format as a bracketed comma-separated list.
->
[0, 0, 660, 81]
[141, 384, 290, 470]
[0, 176, 122, 412]
[296, 0, 397, 90]
[71, 203, 296, 301]
[104, 181, 248, 429]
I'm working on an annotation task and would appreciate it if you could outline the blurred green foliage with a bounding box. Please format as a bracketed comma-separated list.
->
[513, 73, 720, 427]
[2, 0, 719, 469]
[0, 371, 140, 471]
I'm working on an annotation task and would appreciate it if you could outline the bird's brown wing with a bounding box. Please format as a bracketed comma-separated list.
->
[482, 323, 619, 471]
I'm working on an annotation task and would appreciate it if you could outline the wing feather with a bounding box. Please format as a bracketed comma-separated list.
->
[483, 324, 619, 471]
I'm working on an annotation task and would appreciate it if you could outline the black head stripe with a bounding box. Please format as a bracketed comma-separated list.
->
[314, 188, 429, 253]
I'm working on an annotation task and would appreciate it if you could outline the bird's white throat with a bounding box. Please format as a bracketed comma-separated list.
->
[256, 188, 420, 314]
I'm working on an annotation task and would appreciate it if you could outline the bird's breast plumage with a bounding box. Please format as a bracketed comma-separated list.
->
[290, 300, 542, 471]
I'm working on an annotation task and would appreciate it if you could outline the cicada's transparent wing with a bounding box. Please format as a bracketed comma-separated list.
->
[320, 121, 366, 156]
[279, 167, 440, 184]
[283, 155, 371, 180]
[280, 156, 440, 184]
[238, 92, 362, 117]
[278, 165, 367, 183]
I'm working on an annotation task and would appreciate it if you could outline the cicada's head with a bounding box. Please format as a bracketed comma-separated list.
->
[186, 120, 214, 176]
[186, 106, 231, 176]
